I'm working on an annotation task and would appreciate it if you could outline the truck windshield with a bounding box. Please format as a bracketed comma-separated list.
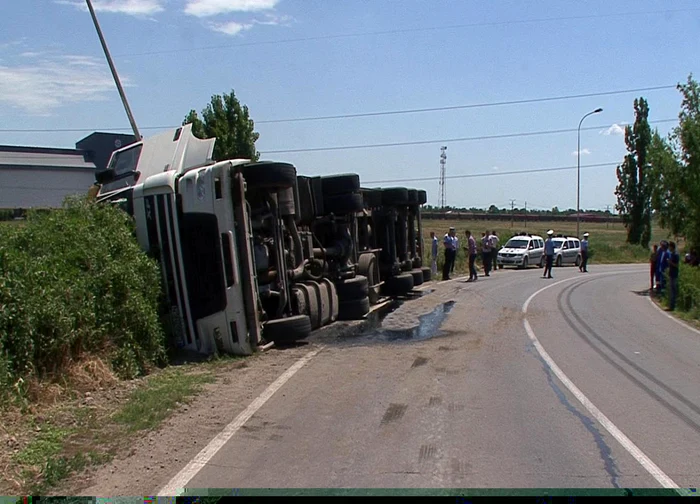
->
[107, 144, 143, 177]
[505, 239, 528, 249]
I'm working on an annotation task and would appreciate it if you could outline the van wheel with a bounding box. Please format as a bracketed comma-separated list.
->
[337, 297, 370, 320]
[521, 257, 529, 269]
[575, 255, 581, 267]
[240, 162, 297, 190]
[263, 315, 312, 342]
[556, 256, 563, 267]
[539, 256, 545, 268]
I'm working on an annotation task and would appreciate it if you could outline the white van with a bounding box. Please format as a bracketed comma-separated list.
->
[497, 234, 545, 269]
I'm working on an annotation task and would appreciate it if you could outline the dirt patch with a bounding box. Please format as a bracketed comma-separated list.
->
[0, 344, 314, 496]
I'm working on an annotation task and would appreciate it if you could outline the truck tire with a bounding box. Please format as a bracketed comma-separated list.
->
[407, 189, 419, 204]
[295, 283, 321, 329]
[358, 253, 380, 304]
[323, 193, 364, 214]
[263, 315, 312, 343]
[417, 190, 427, 205]
[337, 296, 370, 321]
[381, 272, 414, 297]
[381, 187, 410, 206]
[320, 174, 360, 196]
[320, 278, 339, 322]
[308, 280, 330, 326]
[362, 188, 383, 208]
[335, 275, 369, 301]
[420, 266, 432, 281]
[240, 162, 297, 190]
[410, 268, 424, 286]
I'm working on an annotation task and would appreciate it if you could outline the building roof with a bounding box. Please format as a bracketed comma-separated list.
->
[0, 145, 95, 171]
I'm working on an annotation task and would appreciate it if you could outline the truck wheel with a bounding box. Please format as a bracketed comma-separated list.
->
[240, 162, 297, 190]
[381, 187, 409, 206]
[335, 275, 369, 301]
[305, 281, 329, 327]
[337, 296, 370, 320]
[320, 174, 360, 196]
[381, 272, 414, 296]
[417, 190, 427, 205]
[320, 278, 339, 322]
[296, 283, 321, 329]
[322, 192, 364, 214]
[362, 188, 382, 208]
[421, 266, 432, 281]
[263, 315, 312, 343]
[358, 253, 380, 304]
[410, 268, 424, 286]
[407, 189, 419, 204]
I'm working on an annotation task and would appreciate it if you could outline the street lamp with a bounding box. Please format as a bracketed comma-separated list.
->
[577, 107, 603, 238]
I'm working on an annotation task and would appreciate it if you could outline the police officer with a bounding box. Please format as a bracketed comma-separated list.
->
[580, 232, 589, 272]
[542, 230, 555, 279]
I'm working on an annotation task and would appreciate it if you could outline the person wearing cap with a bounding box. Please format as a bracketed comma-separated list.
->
[579, 232, 590, 272]
[430, 231, 439, 278]
[542, 230, 555, 279]
[442, 227, 457, 281]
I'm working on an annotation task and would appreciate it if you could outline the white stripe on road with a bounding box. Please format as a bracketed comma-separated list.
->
[646, 295, 700, 336]
[522, 273, 686, 494]
[157, 347, 323, 496]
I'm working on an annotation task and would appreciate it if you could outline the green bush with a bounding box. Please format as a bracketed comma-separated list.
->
[587, 242, 649, 263]
[0, 196, 166, 396]
[666, 263, 700, 318]
[0, 209, 13, 221]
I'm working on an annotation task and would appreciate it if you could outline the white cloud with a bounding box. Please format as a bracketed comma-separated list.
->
[571, 148, 591, 156]
[55, 0, 165, 17]
[600, 123, 626, 136]
[0, 54, 128, 115]
[210, 21, 254, 35]
[184, 0, 279, 17]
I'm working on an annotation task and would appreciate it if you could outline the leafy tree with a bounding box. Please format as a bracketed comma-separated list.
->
[615, 97, 653, 247]
[648, 75, 700, 248]
[183, 89, 260, 162]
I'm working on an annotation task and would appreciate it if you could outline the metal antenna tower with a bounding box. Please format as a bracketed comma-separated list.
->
[439, 146, 447, 208]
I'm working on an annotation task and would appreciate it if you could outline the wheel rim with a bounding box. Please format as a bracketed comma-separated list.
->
[556, 256, 562, 267]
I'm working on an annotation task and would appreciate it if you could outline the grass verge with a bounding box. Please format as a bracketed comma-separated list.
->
[0, 364, 220, 495]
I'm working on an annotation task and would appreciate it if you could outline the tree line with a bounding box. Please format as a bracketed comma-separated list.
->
[616, 74, 700, 250]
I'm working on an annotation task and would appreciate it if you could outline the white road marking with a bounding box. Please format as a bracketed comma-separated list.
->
[522, 273, 687, 494]
[646, 295, 700, 336]
[157, 347, 323, 496]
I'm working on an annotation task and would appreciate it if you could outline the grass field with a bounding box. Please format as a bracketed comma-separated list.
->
[421, 218, 679, 275]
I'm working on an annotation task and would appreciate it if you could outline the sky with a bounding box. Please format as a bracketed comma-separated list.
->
[1, 0, 699, 211]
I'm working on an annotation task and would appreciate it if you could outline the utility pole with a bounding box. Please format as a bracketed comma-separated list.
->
[510, 199, 516, 228]
[86, 0, 141, 140]
[524, 201, 527, 228]
[439, 146, 447, 209]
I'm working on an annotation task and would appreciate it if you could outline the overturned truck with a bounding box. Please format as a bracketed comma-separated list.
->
[95, 125, 428, 356]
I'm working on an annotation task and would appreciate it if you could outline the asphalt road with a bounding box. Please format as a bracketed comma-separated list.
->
[156, 263, 700, 492]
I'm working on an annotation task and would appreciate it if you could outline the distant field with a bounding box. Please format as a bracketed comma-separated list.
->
[421, 218, 678, 274]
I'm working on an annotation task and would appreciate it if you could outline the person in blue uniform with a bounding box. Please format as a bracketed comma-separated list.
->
[542, 230, 555, 279]
[579, 232, 590, 272]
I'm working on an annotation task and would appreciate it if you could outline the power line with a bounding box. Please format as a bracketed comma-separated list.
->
[0, 85, 679, 133]
[113, 8, 700, 58]
[257, 85, 675, 124]
[363, 162, 618, 185]
[0, 118, 677, 159]
[260, 119, 677, 154]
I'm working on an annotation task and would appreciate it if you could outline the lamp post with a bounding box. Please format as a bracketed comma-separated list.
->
[577, 108, 603, 238]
